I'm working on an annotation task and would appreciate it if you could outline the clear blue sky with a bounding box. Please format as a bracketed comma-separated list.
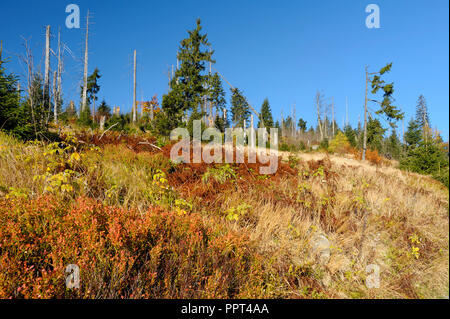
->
[1, 0, 448, 138]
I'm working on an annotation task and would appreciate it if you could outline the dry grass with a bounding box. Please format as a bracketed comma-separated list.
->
[0, 131, 448, 299]
[215, 153, 449, 298]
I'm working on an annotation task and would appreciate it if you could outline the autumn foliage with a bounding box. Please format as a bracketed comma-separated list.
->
[351, 148, 383, 166]
[0, 196, 269, 299]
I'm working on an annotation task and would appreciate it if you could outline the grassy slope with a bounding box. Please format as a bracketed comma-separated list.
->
[0, 131, 448, 299]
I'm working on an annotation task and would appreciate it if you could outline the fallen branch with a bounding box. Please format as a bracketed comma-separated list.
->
[138, 141, 162, 151]
[99, 123, 119, 140]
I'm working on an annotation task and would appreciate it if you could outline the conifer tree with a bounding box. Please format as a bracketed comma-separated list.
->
[297, 118, 307, 132]
[208, 72, 226, 114]
[0, 59, 20, 133]
[404, 118, 421, 150]
[80, 68, 101, 109]
[230, 87, 250, 128]
[161, 19, 214, 132]
[370, 63, 404, 123]
[366, 117, 386, 153]
[415, 94, 430, 129]
[344, 124, 357, 147]
[258, 98, 274, 128]
[385, 129, 402, 160]
[363, 63, 404, 159]
[97, 100, 111, 120]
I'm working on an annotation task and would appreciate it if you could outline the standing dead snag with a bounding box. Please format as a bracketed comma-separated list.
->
[21, 38, 35, 136]
[44, 26, 51, 123]
[132, 49, 137, 123]
[332, 97, 335, 137]
[316, 91, 324, 141]
[81, 10, 90, 112]
[55, 28, 62, 125]
[363, 66, 369, 160]
[53, 71, 57, 124]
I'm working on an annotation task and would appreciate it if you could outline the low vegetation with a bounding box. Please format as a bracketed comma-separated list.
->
[0, 131, 448, 298]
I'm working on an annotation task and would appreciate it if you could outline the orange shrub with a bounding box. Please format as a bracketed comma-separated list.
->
[349, 148, 382, 166]
[365, 149, 382, 165]
[0, 196, 269, 299]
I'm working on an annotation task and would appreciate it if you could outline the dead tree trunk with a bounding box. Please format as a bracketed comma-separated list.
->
[44, 26, 50, 123]
[316, 91, 324, 141]
[92, 92, 96, 122]
[132, 49, 137, 123]
[81, 11, 90, 112]
[362, 66, 369, 160]
[53, 71, 57, 124]
[332, 97, 335, 137]
[22, 38, 37, 137]
[55, 28, 62, 124]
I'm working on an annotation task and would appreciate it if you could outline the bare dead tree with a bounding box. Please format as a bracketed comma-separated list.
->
[292, 102, 297, 139]
[132, 49, 137, 123]
[81, 10, 90, 112]
[363, 66, 369, 160]
[20, 37, 37, 137]
[55, 28, 62, 124]
[44, 26, 51, 123]
[316, 91, 324, 141]
[332, 97, 335, 137]
[323, 100, 330, 140]
[53, 70, 57, 123]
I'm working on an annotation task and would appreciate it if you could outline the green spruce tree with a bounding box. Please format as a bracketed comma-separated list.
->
[0, 59, 20, 133]
[404, 118, 421, 150]
[366, 117, 386, 153]
[161, 19, 214, 133]
[344, 124, 357, 147]
[230, 87, 250, 128]
[258, 98, 274, 128]
[415, 94, 430, 129]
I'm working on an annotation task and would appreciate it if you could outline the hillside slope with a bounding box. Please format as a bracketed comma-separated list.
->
[0, 131, 448, 298]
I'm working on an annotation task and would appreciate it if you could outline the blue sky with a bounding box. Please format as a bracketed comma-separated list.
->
[1, 0, 448, 138]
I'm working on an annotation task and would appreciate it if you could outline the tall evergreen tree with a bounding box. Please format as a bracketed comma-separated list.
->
[344, 124, 357, 147]
[404, 118, 421, 150]
[366, 117, 386, 153]
[0, 59, 20, 133]
[385, 129, 402, 160]
[415, 94, 430, 129]
[80, 68, 101, 108]
[370, 63, 404, 124]
[230, 87, 250, 128]
[363, 63, 404, 159]
[258, 98, 274, 128]
[208, 72, 226, 114]
[161, 19, 214, 132]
